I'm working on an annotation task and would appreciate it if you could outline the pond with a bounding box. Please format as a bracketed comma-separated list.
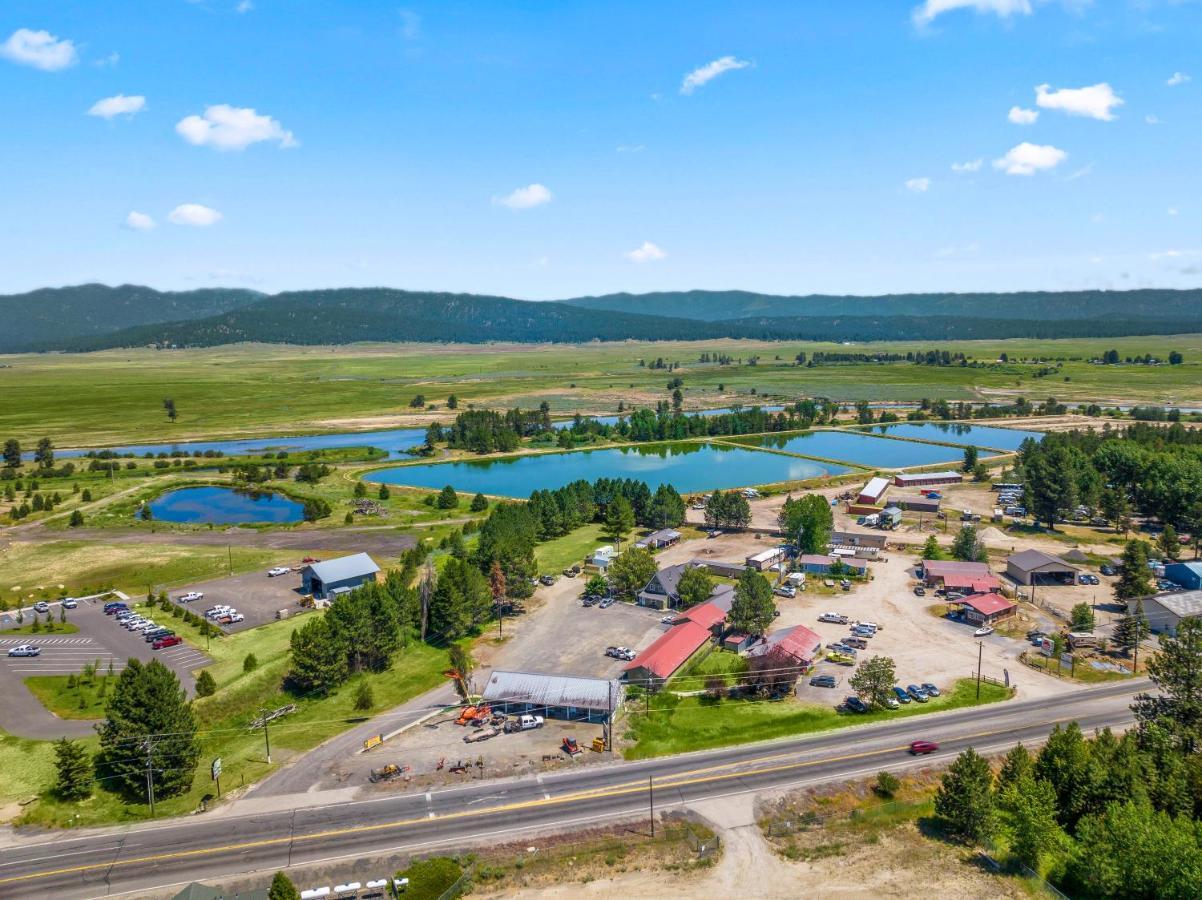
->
[147, 486, 306, 524]
[854, 422, 1043, 451]
[745, 430, 993, 468]
[364, 442, 851, 498]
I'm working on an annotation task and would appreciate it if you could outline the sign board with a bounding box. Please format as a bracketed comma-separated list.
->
[1039, 637, 1054, 658]
[210, 757, 222, 780]
[363, 734, 383, 751]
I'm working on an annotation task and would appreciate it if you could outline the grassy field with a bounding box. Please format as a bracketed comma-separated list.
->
[2, 335, 1201, 447]
[625, 678, 1012, 759]
[0, 621, 80, 635]
[0, 541, 284, 602]
[24, 674, 113, 719]
[533, 523, 608, 574]
[0, 730, 58, 813]
[20, 603, 448, 827]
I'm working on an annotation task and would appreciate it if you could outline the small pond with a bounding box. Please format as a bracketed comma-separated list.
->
[854, 422, 1043, 451]
[745, 430, 994, 468]
[364, 441, 850, 498]
[147, 486, 306, 524]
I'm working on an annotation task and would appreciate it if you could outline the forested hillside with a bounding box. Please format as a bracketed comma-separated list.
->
[4, 284, 1202, 351]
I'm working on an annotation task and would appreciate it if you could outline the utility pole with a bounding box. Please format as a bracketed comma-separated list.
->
[605, 681, 613, 753]
[143, 739, 156, 816]
[649, 775, 655, 837]
[976, 641, 983, 700]
[228, 545, 233, 577]
[260, 709, 273, 763]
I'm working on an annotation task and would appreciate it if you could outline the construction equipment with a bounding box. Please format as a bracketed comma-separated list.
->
[561, 737, 582, 756]
[455, 705, 480, 726]
[368, 763, 409, 783]
[591, 736, 606, 752]
[448, 760, 469, 774]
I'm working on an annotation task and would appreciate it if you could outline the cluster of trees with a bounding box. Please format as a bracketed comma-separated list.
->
[1100, 349, 1184, 365]
[524, 477, 685, 543]
[430, 406, 556, 454]
[1018, 424, 1202, 533]
[932, 619, 1202, 897]
[777, 494, 833, 553]
[704, 490, 752, 530]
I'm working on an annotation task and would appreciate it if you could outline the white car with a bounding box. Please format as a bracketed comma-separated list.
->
[661, 614, 677, 625]
[179, 591, 204, 603]
[62, 598, 78, 609]
[226, 613, 245, 624]
[267, 567, 291, 577]
[204, 606, 232, 618]
[7, 644, 40, 657]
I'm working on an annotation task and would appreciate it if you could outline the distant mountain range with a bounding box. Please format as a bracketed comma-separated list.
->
[2, 284, 1201, 352]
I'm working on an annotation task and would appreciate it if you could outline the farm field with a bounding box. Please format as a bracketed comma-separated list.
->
[2, 334, 1201, 447]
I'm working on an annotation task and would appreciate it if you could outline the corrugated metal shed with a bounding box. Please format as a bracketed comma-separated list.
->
[304, 552, 380, 584]
[482, 670, 621, 712]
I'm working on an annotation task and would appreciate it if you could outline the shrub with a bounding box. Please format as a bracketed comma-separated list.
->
[394, 857, 463, 900]
[195, 670, 216, 698]
[875, 771, 901, 799]
[243, 653, 258, 673]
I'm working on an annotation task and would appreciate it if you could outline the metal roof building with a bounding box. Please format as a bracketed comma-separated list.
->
[301, 553, 381, 600]
[481, 670, 623, 722]
[894, 470, 963, 488]
[1132, 591, 1202, 636]
[1005, 550, 1078, 586]
[857, 477, 890, 505]
[624, 621, 713, 690]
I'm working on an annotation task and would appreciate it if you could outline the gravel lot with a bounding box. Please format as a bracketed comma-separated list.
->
[171, 569, 315, 633]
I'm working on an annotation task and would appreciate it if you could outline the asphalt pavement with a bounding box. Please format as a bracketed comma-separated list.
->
[0, 678, 1145, 899]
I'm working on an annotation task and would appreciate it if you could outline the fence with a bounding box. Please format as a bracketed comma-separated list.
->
[433, 871, 470, 900]
[980, 842, 1071, 899]
[682, 820, 722, 859]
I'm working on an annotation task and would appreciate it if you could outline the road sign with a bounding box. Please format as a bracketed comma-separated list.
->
[211, 757, 222, 780]
[363, 734, 383, 751]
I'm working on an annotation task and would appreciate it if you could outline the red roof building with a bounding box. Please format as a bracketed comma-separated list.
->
[943, 573, 1003, 594]
[749, 624, 823, 667]
[959, 592, 1017, 625]
[920, 559, 993, 587]
[623, 621, 711, 689]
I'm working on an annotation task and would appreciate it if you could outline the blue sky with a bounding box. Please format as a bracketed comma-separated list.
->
[1, 0, 1199, 300]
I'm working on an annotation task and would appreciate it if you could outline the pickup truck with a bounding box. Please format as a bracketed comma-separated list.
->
[515, 714, 544, 730]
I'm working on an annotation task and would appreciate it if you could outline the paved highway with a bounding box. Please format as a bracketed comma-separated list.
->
[0, 680, 1143, 899]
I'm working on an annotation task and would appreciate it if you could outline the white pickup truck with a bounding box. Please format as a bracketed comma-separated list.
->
[516, 714, 544, 730]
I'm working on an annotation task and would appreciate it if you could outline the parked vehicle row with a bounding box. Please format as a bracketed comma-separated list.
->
[840, 681, 941, 711]
[605, 645, 636, 661]
[205, 605, 245, 624]
[108, 606, 182, 649]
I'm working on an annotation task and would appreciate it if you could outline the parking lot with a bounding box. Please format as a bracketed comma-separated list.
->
[0, 597, 210, 738]
[171, 569, 314, 633]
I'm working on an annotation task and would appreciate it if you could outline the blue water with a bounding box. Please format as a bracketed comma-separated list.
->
[147, 486, 306, 524]
[365, 441, 849, 498]
[854, 422, 1043, 451]
[748, 430, 990, 468]
[43, 406, 786, 462]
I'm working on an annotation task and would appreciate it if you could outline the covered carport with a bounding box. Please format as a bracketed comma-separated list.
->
[1005, 549, 1079, 586]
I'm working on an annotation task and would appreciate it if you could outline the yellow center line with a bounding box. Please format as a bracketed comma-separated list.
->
[0, 707, 1123, 887]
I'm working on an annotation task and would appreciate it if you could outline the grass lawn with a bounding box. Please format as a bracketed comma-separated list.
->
[674, 647, 749, 688]
[0, 540, 284, 599]
[625, 678, 1012, 759]
[0, 730, 59, 814]
[24, 674, 115, 719]
[534, 523, 608, 574]
[0, 621, 80, 635]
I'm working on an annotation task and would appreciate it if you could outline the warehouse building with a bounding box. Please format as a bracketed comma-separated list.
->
[894, 494, 941, 514]
[1131, 591, 1202, 636]
[745, 547, 787, 571]
[624, 621, 713, 690]
[857, 476, 890, 505]
[481, 670, 623, 723]
[1005, 549, 1079, 586]
[1165, 561, 1202, 591]
[894, 470, 963, 489]
[920, 559, 993, 589]
[301, 553, 381, 601]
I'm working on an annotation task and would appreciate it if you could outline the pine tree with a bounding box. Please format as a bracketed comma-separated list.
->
[1003, 773, 1064, 872]
[353, 680, 374, 711]
[97, 659, 200, 800]
[935, 748, 995, 842]
[53, 737, 93, 801]
[195, 670, 216, 697]
[268, 871, 301, 900]
[604, 496, 635, 547]
[286, 616, 348, 693]
[1112, 598, 1150, 658]
[470, 492, 489, 512]
[1115, 540, 1154, 601]
[436, 485, 459, 509]
[922, 534, 942, 560]
[728, 568, 777, 636]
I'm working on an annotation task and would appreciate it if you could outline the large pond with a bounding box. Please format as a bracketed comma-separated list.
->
[48, 406, 787, 462]
[746, 430, 993, 468]
[853, 422, 1043, 451]
[147, 486, 306, 524]
[365, 442, 850, 498]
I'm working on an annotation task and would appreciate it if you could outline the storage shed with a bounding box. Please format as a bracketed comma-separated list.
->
[1133, 591, 1202, 636]
[745, 547, 787, 571]
[634, 529, 682, 550]
[1165, 561, 1202, 591]
[857, 477, 890, 505]
[895, 494, 941, 514]
[894, 470, 962, 489]
[301, 553, 380, 600]
[1005, 550, 1078, 586]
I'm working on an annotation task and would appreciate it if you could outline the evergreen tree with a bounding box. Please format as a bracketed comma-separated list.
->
[922, 534, 942, 560]
[470, 492, 489, 512]
[646, 484, 685, 529]
[53, 737, 93, 801]
[353, 680, 374, 711]
[69, 509, 84, 527]
[97, 659, 200, 800]
[436, 485, 459, 509]
[1003, 773, 1064, 873]
[1112, 598, 1150, 658]
[1034, 722, 1094, 831]
[195, 669, 216, 697]
[1158, 524, 1180, 561]
[1133, 618, 1202, 753]
[604, 496, 636, 547]
[1, 439, 19, 469]
[950, 524, 987, 562]
[728, 568, 776, 636]
[962, 445, 978, 473]
[935, 747, 995, 843]
[268, 871, 301, 900]
[1069, 602, 1095, 632]
[287, 616, 349, 693]
[996, 742, 1033, 787]
[427, 557, 492, 639]
[1115, 539, 1154, 601]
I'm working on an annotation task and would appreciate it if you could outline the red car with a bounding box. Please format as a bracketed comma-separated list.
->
[153, 635, 183, 650]
[909, 740, 939, 755]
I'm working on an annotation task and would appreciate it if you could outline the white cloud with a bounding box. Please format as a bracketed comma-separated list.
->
[1008, 105, 1039, 125]
[680, 56, 751, 95]
[236, 1, 254, 12]
[905, 177, 931, 193]
[87, 94, 146, 120]
[398, 9, 421, 40]
[951, 158, 983, 173]
[993, 142, 1067, 175]
[912, 0, 1031, 27]
[1, 28, 78, 71]
[176, 105, 297, 151]
[95, 51, 120, 67]
[124, 211, 156, 231]
[492, 183, 553, 210]
[1035, 82, 1123, 121]
[1167, 72, 1190, 87]
[168, 204, 223, 227]
[1145, 114, 1162, 125]
[626, 241, 666, 263]
[1064, 164, 1092, 181]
